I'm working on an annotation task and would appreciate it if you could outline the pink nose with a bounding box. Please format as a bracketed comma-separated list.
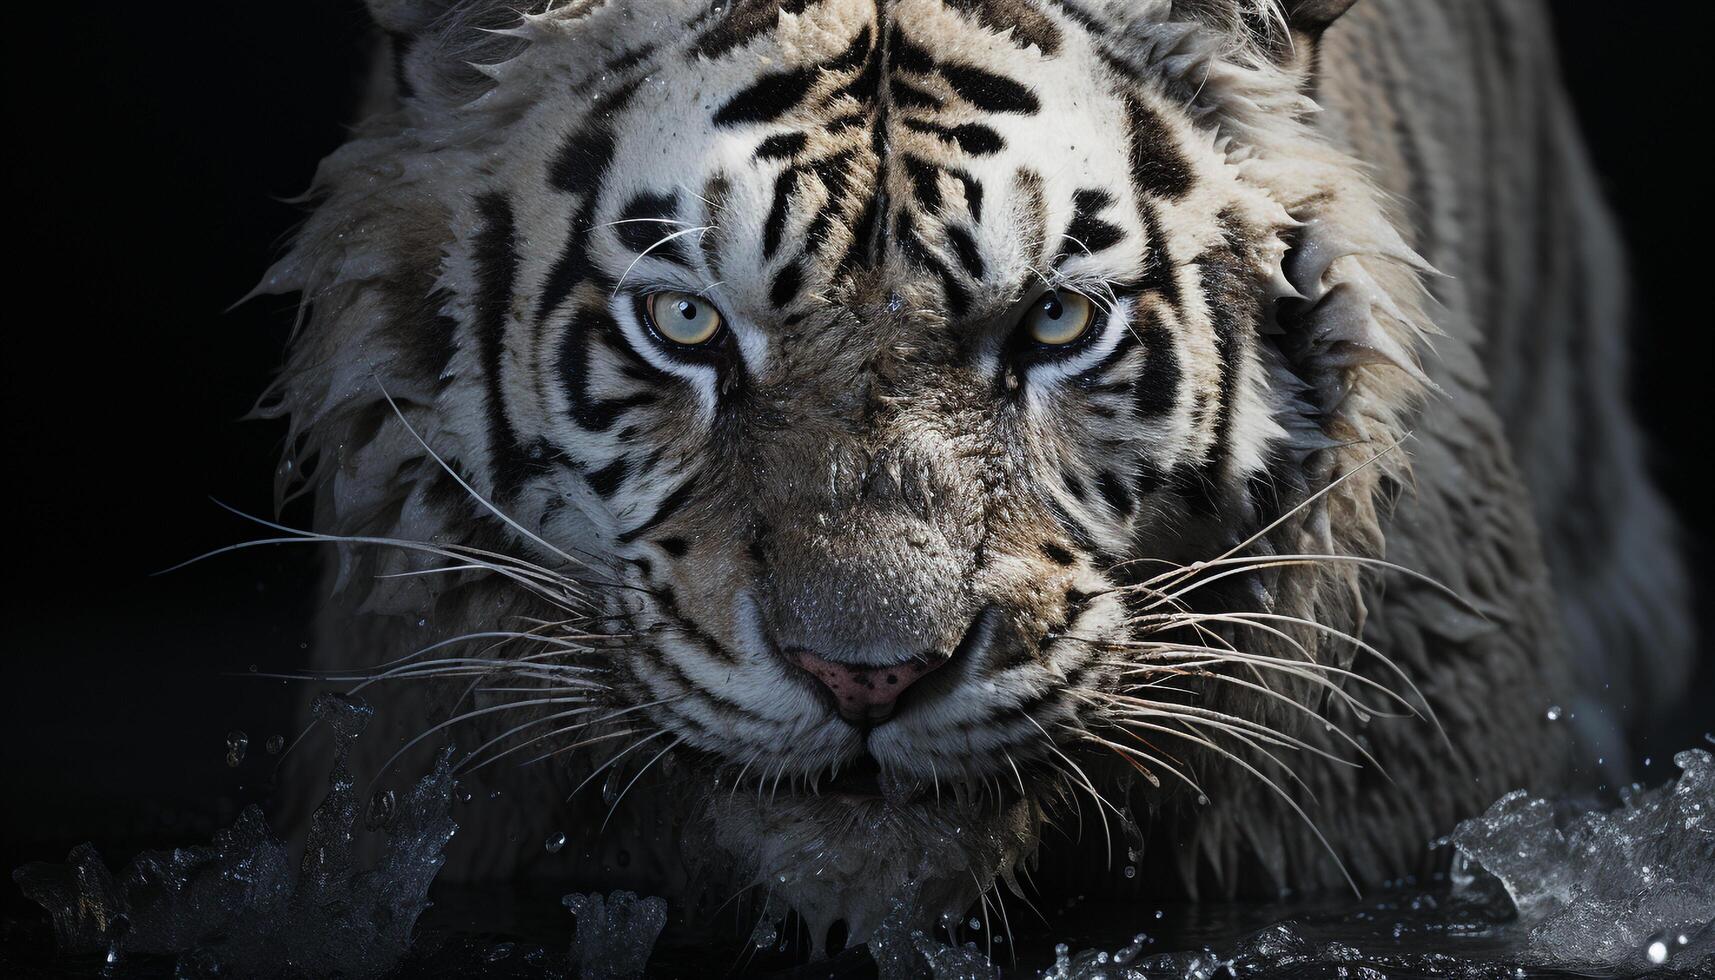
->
[790, 650, 951, 723]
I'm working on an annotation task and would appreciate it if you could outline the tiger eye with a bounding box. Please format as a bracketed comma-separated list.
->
[646, 291, 724, 346]
[1022, 290, 1095, 346]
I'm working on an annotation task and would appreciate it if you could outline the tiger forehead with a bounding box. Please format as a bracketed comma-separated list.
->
[584, 0, 1152, 325]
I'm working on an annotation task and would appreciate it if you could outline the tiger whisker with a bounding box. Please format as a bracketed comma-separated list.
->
[601, 735, 685, 832]
[1093, 638, 1417, 716]
[1131, 608, 1428, 722]
[366, 693, 593, 788]
[1021, 713, 1121, 862]
[503, 694, 687, 772]
[1091, 689, 1357, 770]
[560, 728, 673, 796]
[376, 384, 604, 570]
[454, 705, 607, 773]
[1120, 608, 1442, 740]
[1076, 729, 1206, 799]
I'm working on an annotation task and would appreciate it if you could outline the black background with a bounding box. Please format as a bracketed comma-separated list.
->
[2, 2, 1709, 891]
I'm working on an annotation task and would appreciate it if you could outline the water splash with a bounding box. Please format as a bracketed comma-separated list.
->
[1037, 748, 1714, 979]
[1449, 748, 1714, 972]
[13, 693, 457, 978]
[562, 889, 668, 980]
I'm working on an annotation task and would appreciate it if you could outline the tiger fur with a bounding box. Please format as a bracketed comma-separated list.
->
[260, 0, 1691, 950]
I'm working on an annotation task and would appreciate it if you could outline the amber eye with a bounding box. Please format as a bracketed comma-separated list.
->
[645, 291, 724, 346]
[1021, 290, 1095, 347]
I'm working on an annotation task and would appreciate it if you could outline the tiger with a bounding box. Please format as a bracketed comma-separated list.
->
[259, 0, 1692, 955]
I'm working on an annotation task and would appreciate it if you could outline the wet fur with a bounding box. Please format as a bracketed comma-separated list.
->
[258, 0, 1688, 947]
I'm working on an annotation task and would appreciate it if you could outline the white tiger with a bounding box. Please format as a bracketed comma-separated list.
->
[260, 0, 1690, 952]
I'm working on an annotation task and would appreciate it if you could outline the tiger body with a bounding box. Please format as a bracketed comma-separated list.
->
[265, 0, 1689, 949]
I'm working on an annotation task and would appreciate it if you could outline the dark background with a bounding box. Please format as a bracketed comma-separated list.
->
[2, 1, 1709, 892]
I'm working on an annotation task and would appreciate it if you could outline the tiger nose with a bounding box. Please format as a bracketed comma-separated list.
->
[788, 649, 952, 724]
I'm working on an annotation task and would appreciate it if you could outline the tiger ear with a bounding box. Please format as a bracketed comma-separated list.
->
[363, 0, 529, 105]
[1282, 0, 1359, 39]
[1274, 0, 1358, 78]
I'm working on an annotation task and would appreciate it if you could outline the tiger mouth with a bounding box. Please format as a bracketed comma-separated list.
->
[821, 752, 888, 799]
[691, 748, 1031, 813]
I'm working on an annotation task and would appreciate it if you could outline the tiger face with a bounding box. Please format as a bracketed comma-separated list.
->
[276, 0, 1427, 943]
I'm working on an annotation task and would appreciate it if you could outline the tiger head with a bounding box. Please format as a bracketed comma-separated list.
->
[268, 0, 1428, 945]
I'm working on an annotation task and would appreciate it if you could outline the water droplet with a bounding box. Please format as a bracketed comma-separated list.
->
[365, 788, 397, 831]
[265, 734, 285, 755]
[750, 916, 779, 948]
[1123, 864, 1136, 878]
[1546, 705, 1562, 721]
[1646, 940, 1669, 965]
[224, 731, 248, 767]
[601, 767, 623, 805]
[545, 831, 567, 854]
[968, 917, 981, 930]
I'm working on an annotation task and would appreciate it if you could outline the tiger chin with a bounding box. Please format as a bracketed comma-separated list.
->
[260, 0, 1687, 957]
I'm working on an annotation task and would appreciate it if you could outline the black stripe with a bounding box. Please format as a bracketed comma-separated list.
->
[950, 169, 984, 222]
[693, 0, 815, 59]
[616, 191, 688, 266]
[585, 456, 630, 499]
[829, 24, 874, 73]
[698, 175, 731, 276]
[770, 259, 804, 309]
[755, 131, 807, 160]
[946, 224, 984, 279]
[1134, 200, 1181, 307]
[548, 84, 635, 195]
[558, 308, 657, 432]
[472, 193, 531, 496]
[895, 210, 969, 318]
[833, 24, 882, 105]
[944, 0, 1062, 55]
[902, 118, 1004, 156]
[891, 78, 942, 110]
[803, 150, 856, 248]
[604, 42, 657, 74]
[939, 63, 1040, 115]
[1062, 468, 1089, 503]
[714, 67, 815, 126]
[839, 186, 883, 276]
[888, 23, 935, 73]
[1185, 249, 1255, 513]
[1064, 189, 1126, 257]
[618, 479, 697, 543]
[538, 84, 638, 321]
[763, 168, 798, 259]
[1126, 96, 1193, 199]
[902, 155, 942, 210]
[1041, 540, 1076, 566]
[1132, 309, 1181, 418]
[1095, 469, 1135, 515]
